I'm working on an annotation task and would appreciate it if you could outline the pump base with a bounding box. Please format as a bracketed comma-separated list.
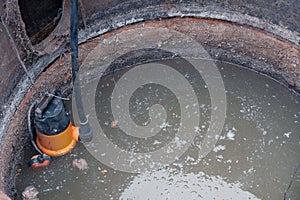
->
[36, 123, 79, 157]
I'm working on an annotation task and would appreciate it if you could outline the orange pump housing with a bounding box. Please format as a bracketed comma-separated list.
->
[36, 123, 79, 157]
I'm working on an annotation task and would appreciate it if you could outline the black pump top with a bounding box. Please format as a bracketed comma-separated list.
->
[34, 89, 70, 135]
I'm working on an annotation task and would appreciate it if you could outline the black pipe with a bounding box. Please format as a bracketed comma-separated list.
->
[70, 0, 92, 142]
[70, 0, 78, 82]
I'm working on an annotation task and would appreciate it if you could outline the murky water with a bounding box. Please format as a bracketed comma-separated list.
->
[16, 60, 300, 200]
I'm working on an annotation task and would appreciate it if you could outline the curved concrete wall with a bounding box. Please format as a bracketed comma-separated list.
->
[0, 0, 299, 198]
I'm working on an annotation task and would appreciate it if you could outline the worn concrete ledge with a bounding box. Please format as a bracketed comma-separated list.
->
[80, 3, 300, 45]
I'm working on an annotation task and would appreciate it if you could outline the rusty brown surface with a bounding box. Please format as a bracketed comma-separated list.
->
[99, 18, 300, 90]
[0, 17, 299, 198]
[170, 18, 300, 90]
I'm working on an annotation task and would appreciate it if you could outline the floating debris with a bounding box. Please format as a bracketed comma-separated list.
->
[72, 158, 88, 170]
[110, 120, 118, 128]
[213, 145, 226, 153]
[283, 132, 292, 138]
[22, 185, 39, 200]
[226, 129, 236, 140]
[17, 168, 22, 176]
[101, 169, 108, 175]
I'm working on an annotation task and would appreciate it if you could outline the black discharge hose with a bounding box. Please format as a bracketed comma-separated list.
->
[71, 0, 92, 142]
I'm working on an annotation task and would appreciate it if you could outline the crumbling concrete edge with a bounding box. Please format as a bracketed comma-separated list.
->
[78, 4, 300, 45]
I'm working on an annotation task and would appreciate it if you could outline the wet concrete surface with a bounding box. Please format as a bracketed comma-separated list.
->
[15, 60, 300, 200]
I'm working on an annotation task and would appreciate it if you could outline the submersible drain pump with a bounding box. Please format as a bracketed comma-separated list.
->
[28, 89, 84, 168]
[34, 89, 79, 157]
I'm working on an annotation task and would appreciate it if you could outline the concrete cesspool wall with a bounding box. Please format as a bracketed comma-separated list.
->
[0, 0, 299, 199]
